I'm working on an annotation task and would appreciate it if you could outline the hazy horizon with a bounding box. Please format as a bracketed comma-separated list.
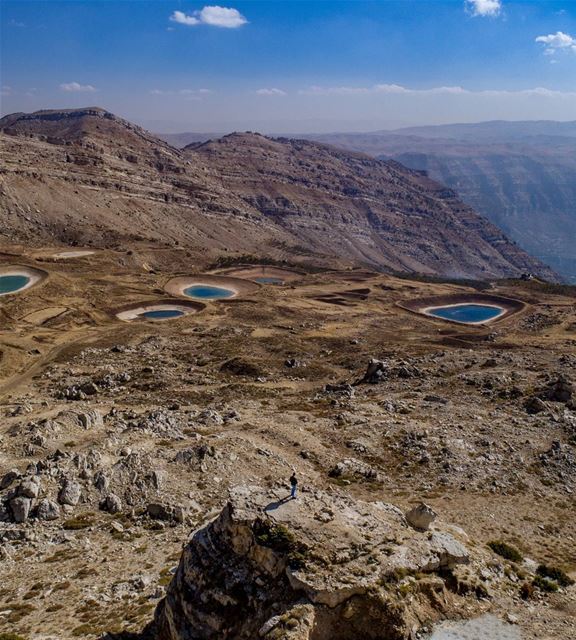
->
[2, 1, 576, 133]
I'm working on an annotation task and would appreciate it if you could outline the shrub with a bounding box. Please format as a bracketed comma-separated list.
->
[533, 574, 558, 592]
[253, 519, 308, 569]
[0, 634, 27, 640]
[63, 513, 95, 530]
[536, 565, 574, 588]
[487, 541, 523, 563]
[519, 582, 535, 600]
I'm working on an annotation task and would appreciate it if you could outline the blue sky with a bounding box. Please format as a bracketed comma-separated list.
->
[1, 1, 575, 132]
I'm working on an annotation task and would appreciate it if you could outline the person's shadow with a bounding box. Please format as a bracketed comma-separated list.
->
[264, 495, 292, 512]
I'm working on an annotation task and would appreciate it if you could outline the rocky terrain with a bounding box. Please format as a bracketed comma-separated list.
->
[0, 243, 574, 639]
[297, 121, 576, 283]
[0, 108, 554, 280]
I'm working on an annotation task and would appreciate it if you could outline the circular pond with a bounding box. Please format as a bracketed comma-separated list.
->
[0, 266, 47, 296]
[424, 303, 505, 324]
[398, 293, 526, 326]
[184, 284, 236, 300]
[164, 274, 260, 301]
[115, 300, 205, 322]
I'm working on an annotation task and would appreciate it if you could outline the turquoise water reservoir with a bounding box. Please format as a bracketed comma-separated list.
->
[184, 285, 235, 300]
[0, 274, 31, 295]
[428, 303, 503, 324]
[255, 277, 284, 285]
[140, 309, 185, 320]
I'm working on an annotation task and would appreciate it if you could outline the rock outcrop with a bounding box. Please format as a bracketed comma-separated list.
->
[152, 485, 477, 640]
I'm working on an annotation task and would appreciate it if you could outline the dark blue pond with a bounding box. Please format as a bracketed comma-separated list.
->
[255, 277, 284, 285]
[140, 309, 185, 320]
[184, 285, 235, 300]
[428, 304, 503, 324]
[0, 274, 31, 295]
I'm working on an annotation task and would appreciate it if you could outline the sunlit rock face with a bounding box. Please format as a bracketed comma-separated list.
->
[151, 485, 480, 640]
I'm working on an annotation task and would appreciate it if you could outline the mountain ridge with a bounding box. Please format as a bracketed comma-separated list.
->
[0, 107, 555, 280]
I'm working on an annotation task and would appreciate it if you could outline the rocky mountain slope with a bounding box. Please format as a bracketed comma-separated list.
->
[0, 248, 574, 639]
[0, 108, 554, 280]
[298, 122, 576, 283]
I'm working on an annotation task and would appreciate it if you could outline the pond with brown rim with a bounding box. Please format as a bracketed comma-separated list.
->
[0, 266, 47, 296]
[164, 274, 260, 301]
[398, 293, 526, 326]
[115, 299, 205, 322]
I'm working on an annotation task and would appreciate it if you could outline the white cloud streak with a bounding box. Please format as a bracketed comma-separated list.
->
[150, 88, 212, 97]
[256, 88, 287, 96]
[170, 6, 247, 29]
[535, 31, 576, 55]
[60, 82, 97, 93]
[299, 84, 576, 98]
[466, 0, 502, 17]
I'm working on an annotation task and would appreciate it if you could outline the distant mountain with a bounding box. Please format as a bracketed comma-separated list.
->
[0, 108, 554, 280]
[156, 132, 222, 148]
[298, 121, 576, 282]
[393, 120, 576, 141]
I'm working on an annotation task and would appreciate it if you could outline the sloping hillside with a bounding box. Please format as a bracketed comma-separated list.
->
[0, 108, 554, 279]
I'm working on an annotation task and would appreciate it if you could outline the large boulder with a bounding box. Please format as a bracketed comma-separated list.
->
[58, 478, 82, 506]
[0, 469, 21, 491]
[151, 485, 474, 640]
[101, 493, 122, 514]
[36, 498, 61, 521]
[17, 477, 41, 499]
[10, 496, 32, 523]
[361, 358, 388, 384]
[405, 502, 437, 531]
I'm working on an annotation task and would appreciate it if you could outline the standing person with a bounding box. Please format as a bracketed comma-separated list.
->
[289, 472, 298, 499]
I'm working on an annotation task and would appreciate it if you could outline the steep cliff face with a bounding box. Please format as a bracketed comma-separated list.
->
[152, 486, 490, 640]
[188, 134, 554, 279]
[297, 124, 575, 282]
[0, 108, 554, 279]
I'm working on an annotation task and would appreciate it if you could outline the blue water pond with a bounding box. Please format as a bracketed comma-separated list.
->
[254, 277, 284, 285]
[184, 285, 235, 300]
[0, 274, 31, 295]
[140, 309, 185, 320]
[427, 303, 504, 324]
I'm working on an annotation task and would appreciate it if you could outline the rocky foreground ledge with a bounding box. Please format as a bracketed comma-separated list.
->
[150, 485, 493, 640]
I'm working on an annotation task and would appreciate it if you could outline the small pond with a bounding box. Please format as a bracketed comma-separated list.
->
[426, 303, 504, 324]
[140, 309, 185, 320]
[0, 274, 32, 295]
[184, 284, 236, 300]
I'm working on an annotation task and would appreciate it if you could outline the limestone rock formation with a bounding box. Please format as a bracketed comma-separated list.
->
[152, 485, 476, 640]
[405, 502, 437, 531]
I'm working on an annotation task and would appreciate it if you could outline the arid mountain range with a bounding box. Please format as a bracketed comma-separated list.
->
[0, 108, 554, 280]
[159, 120, 576, 283]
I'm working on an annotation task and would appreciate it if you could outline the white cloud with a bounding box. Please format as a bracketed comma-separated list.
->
[299, 83, 576, 98]
[150, 88, 212, 97]
[256, 88, 286, 96]
[60, 81, 97, 93]
[170, 6, 247, 29]
[535, 31, 576, 55]
[466, 0, 502, 17]
[170, 10, 200, 26]
[300, 84, 468, 96]
[1, 86, 13, 96]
